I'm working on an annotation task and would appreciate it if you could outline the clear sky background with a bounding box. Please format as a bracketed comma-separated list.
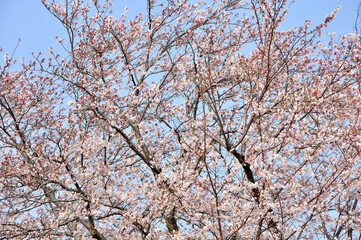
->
[0, 0, 360, 64]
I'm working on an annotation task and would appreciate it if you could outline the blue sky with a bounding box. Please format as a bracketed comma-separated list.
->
[0, 0, 359, 63]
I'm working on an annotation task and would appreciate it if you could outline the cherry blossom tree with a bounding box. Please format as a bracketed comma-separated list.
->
[1, 0, 360, 239]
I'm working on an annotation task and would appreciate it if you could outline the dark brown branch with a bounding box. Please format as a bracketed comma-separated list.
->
[230, 148, 260, 204]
